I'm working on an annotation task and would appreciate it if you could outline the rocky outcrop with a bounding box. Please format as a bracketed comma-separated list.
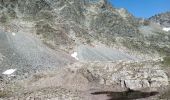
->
[69, 61, 169, 90]
[1, 60, 167, 99]
[149, 11, 170, 27]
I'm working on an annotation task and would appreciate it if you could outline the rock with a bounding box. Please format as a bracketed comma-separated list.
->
[71, 61, 169, 90]
[123, 79, 150, 89]
[149, 11, 170, 27]
[0, 53, 4, 64]
[111, 63, 169, 89]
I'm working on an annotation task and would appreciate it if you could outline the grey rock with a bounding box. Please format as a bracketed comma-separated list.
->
[73, 61, 169, 90]
[0, 31, 75, 78]
[123, 79, 150, 89]
[77, 45, 139, 61]
[0, 53, 4, 64]
[0, 0, 140, 51]
[149, 11, 170, 27]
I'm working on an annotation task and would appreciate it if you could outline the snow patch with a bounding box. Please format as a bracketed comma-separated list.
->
[71, 52, 79, 60]
[12, 32, 16, 36]
[2, 69, 17, 75]
[163, 27, 170, 32]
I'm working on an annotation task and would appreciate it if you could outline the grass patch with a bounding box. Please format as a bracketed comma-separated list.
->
[162, 56, 170, 67]
[0, 13, 10, 24]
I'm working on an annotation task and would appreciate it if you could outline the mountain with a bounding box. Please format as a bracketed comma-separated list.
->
[0, 0, 140, 51]
[1, 0, 167, 58]
[149, 11, 170, 27]
[0, 0, 169, 99]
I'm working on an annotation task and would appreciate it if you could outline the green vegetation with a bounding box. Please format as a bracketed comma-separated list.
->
[0, 13, 9, 24]
[0, 90, 7, 98]
[162, 56, 170, 67]
[121, 38, 151, 54]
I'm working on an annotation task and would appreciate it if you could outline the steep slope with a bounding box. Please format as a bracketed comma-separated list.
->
[0, 0, 146, 79]
[0, 0, 155, 63]
[1, 0, 168, 61]
[0, 0, 169, 99]
[0, 0, 169, 73]
[0, 29, 75, 78]
[0, 0, 139, 50]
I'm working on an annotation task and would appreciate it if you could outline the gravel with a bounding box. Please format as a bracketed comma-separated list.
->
[0, 31, 74, 78]
[77, 45, 139, 61]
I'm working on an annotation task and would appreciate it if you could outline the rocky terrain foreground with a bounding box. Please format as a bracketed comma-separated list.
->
[0, 0, 170, 100]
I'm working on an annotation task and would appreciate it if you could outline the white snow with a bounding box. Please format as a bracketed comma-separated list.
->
[2, 69, 17, 75]
[12, 32, 16, 36]
[162, 27, 170, 32]
[71, 52, 79, 60]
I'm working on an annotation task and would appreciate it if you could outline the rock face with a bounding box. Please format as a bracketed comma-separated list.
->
[149, 12, 170, 27]
[69, 61, 169, 90]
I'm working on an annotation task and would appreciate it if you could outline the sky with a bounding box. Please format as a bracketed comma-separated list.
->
[108, 0, 170, 18]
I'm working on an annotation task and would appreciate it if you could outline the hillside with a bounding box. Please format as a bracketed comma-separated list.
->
[0, 0, 170, 100]
[149, 11, 170, 27]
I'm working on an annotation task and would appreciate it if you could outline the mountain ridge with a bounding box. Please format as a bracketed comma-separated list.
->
[149, 11, 170, 27]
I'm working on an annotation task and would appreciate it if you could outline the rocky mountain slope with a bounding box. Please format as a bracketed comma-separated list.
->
[1, 0, 170, 58]
[0, 0, 139, 51]
[0, 0, 169, 99]
[149, 11, 170, 27]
